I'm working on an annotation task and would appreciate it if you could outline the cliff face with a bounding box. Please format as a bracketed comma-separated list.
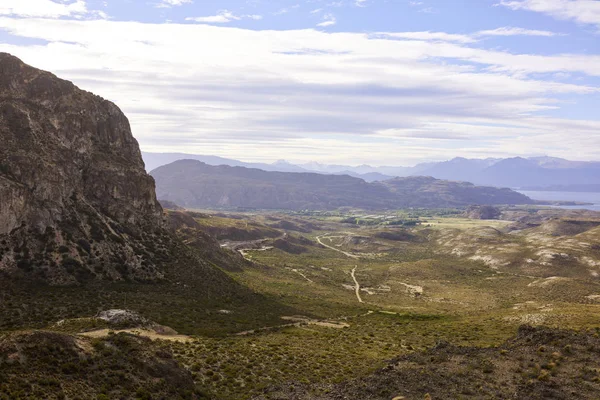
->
[0, 53, 165, 284]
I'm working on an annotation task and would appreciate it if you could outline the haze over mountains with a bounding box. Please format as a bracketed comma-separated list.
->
[151, 160, 533, 210]
[143, 152, 600, 189]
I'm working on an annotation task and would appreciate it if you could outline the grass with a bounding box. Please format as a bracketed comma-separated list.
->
[4, 207, 600, 398]
[419, 217, 512, 230]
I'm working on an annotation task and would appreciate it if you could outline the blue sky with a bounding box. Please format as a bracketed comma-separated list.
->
[1, 0, 600, 165]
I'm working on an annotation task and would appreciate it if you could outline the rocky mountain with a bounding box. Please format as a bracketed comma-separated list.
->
[151, 160, 534, 210]
[0, 54, 255, 289]
[0, 53, 172, 284]
[0, 54, 292, 337]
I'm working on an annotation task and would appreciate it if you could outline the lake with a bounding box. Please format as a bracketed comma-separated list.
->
[517, 190, 600, 212]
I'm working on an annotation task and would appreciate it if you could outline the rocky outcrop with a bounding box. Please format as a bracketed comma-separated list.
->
[0, 330, 200, 399]
[0, 53, 165, 284]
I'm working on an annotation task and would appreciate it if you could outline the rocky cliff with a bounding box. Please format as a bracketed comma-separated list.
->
[0, 53, 165, 284]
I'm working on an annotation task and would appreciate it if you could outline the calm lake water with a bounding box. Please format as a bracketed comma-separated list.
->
[517, 190, 600, 212]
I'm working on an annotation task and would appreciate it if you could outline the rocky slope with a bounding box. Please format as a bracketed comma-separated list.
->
[257, 325, 600, 399]
[0, 54, 294, 337]
[0, 53, 168, 284]
[0, 330, 203, 399]
[151, 160, 534, 210]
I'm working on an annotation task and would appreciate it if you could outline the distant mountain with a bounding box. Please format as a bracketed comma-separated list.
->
[382, 176, 531, 208]
[150, 160, 534, 210]
[412, 157, 499, 182]
[336, 170, 393, 182]
[142, 152, 310, 174]
[151, 160, 396, 210]
[415, 157, 600, 188]
[469, 157, 600, 188]
[144, 152, 600, 188]
[143, 152, 392, 181]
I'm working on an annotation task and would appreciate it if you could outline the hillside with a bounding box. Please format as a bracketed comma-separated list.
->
[382, 176, 531, 207]
[151, 160, 396, 210]
[0, 54, 292, 336]
[151, 160, 533, 210]
[258, 326, 600, 399]
[0, 331, 202, 399]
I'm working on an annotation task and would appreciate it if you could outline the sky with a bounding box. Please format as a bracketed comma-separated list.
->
[1, 0, 600, 166]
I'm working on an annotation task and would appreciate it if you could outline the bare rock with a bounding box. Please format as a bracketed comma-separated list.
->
[0, 53, 167, 283]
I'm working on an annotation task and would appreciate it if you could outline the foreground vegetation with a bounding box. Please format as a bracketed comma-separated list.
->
[2, 206, 600, 398]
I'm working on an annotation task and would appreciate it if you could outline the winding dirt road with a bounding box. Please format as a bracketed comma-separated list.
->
[316, 234, 360, 259]
[351, 266, 364, 303]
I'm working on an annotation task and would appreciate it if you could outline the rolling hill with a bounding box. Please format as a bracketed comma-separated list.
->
[150, 160, 534, 210]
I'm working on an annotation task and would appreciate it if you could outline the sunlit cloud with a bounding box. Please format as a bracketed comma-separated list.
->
[0, 16, 598, 164]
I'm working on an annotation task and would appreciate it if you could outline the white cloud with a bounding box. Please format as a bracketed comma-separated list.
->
[379, 27, 563, 44]
[476, 26, 562, 37]
[378, 31, 476, 43]
[0, 18, 599, 164]
[317, 14, 336, 27]
[498, 0, 600, 27]
[155, 0, 193, 9]
[310, 8, 323, 14]
[355, 0, 368, 7]
[0, 0, 105, 19]
[185, 10, 262, 23]
[186, 12, 238, 23]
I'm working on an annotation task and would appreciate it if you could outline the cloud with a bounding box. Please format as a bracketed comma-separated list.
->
[317, 14, 336, 27]
[155, 0, 193, 9]
[0, 18, 599, 164]
[186, 10, 262, 23]
[355, 0, 368, 7]
[498, 0, 600, 28]
[476, 26, 562, 37]
[0, 0, 105, 19]
[377, 31, 476, 43]
[378, 26, 563, 44]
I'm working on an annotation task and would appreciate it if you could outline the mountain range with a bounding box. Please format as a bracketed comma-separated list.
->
[150, 160, 533, 210]
[143, 152, 600, 189]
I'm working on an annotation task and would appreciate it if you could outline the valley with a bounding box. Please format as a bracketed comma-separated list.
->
[54, 205, 600, 399]
[4, 200, 600, 398]
[2, 54, 600, 400]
